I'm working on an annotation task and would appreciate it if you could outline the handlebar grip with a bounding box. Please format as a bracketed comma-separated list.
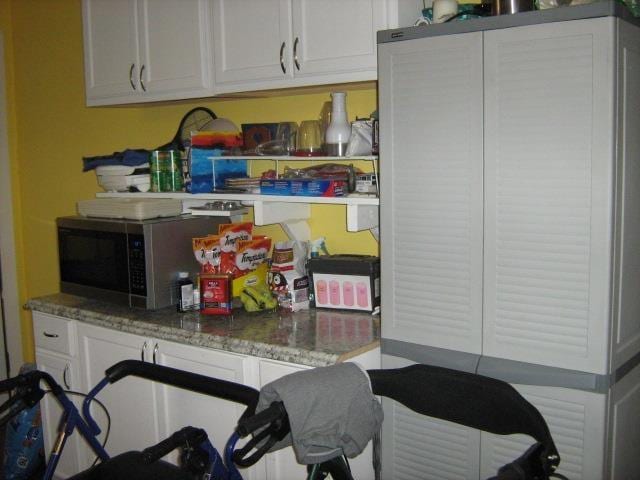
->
[105, 360, 259, 409]
[142, 426, 207, 464]
[236, 401, 287, 438]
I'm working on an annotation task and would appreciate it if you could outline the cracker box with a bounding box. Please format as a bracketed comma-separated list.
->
[307, 255, 380, 312]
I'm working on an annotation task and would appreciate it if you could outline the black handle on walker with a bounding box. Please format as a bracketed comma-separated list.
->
[236, 401, 287, 438]
[141, 426, 208, 465]
[0, 370, 62, 421]
[233, 401, 290, 468]
[105, 360, 259, 411]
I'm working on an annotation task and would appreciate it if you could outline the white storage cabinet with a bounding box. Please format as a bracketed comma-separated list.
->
[82, 0, 213, 106]
[379, 16, 640, 376]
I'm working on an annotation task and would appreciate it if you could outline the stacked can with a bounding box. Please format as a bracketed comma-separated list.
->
[150, 150, 183, 192]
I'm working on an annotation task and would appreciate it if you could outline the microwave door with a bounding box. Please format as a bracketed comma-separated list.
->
[58, 226, 131, 305]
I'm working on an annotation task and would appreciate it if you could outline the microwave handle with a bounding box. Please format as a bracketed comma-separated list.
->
[141, 341, 148, 361]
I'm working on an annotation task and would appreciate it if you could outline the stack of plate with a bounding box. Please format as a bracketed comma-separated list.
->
[96, 164, 150, 192]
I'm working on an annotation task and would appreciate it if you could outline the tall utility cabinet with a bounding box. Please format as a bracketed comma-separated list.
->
[378, 3, 640, 479]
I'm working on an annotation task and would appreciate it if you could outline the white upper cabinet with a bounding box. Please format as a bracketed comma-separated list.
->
[83, 0, 213, 106]
[212, 0, 293, 86]
[211, 0, 416, 94]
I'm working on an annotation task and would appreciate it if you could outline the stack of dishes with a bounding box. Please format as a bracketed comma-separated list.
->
[95, 164, 151, 192]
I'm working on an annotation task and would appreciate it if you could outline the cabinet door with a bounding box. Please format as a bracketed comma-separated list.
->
[82, 0, 139, 103]
[153, 340, 261, 480]
[77, 324, 159, 460]
[479, 384, 607, 480]
[482, 18, 615, 373]
[380, 354, 481, 479]
[290, 0, 385, 82]
[378, 31, 484, 354]
[212, 0, 293, 90]
[137, 0, 212, 99]
[36, 351, 86, 478]
[258, 359, 310, 480]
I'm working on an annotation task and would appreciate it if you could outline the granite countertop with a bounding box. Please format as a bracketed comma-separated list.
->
[26, 293, 380, 367]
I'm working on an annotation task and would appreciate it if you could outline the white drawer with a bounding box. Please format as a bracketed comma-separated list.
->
[33, 312, 76, 356]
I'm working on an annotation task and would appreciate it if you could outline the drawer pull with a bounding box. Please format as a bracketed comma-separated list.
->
[43, 332, 59, 338]
[63, 364, 70, 390]
[153, 343, 159, 364]
[141, 341, 148, 362]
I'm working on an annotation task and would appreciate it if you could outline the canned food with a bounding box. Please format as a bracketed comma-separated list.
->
[151, 150, 183, 192]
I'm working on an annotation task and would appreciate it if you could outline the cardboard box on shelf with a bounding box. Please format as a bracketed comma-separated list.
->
[260, 178, 347, 197]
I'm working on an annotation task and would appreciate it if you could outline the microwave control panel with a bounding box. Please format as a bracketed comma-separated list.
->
[128, 234, 147, 296]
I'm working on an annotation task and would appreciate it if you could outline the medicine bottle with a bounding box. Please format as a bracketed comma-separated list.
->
[177, 272, 194, 312]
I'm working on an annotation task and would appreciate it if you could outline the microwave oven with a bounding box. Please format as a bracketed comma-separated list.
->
[57, 215, 227, 309]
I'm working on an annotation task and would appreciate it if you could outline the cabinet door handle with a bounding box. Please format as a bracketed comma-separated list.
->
[139, 64, 146, 92]
[279, 42, 286, 74]
[141, 341, 148, 361]
[63, 364, 70, 390]
[293, 37, 300, 71]
[43, 331, 59, 338]
[129, 63, 136, 90]
[152, 343, 159, 364]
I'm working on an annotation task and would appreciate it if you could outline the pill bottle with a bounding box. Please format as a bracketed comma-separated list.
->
[177, 272, 194, 312]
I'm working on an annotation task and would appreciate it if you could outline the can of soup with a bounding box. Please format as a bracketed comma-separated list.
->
[151, 150, 183, 192]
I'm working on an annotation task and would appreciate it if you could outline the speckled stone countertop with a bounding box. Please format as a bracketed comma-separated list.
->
[26, 293, 380, 367]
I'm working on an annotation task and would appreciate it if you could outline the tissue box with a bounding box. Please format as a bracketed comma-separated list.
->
[189, 148, 248, 193]
[307, 255, 380, 312]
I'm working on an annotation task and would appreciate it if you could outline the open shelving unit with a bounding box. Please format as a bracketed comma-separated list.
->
[96, 155, 379, 241]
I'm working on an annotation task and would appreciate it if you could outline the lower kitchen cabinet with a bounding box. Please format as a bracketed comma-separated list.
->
[152, 339, 261, 480]
[36, 351, 85, 478]
[76, 323, 161, 464]
[257, 356, 378, 480]
[258, 359, 311, 480]
[35, 314, 380, 479]
[33, 312, 86, 478]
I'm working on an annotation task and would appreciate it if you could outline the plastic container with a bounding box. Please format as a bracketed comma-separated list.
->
[176, 272, 194, 312]
[325, 92, 351, 157]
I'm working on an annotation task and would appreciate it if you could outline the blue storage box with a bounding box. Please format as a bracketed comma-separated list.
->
[189, 148, 248, 193]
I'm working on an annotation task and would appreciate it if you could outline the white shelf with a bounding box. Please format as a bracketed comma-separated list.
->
[95, 155, 379, 241]
[211, 155, 378, 161]
[96, 191, 379, 206]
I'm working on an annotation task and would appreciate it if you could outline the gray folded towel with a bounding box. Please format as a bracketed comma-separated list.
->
[256, 362, 383, 465]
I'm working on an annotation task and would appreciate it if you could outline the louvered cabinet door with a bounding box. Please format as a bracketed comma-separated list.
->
[482, 18, 616, 373]
[380, 355, 481, 480]
[479, 383, 607, 480]
[379, 31, 484, 354]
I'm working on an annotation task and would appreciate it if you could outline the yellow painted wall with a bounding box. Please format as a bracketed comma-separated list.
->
[6, 1, 378, 361]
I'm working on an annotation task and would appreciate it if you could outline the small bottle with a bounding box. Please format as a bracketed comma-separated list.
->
[325, 92, 351, 157]
[177, 272, 194, 312]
